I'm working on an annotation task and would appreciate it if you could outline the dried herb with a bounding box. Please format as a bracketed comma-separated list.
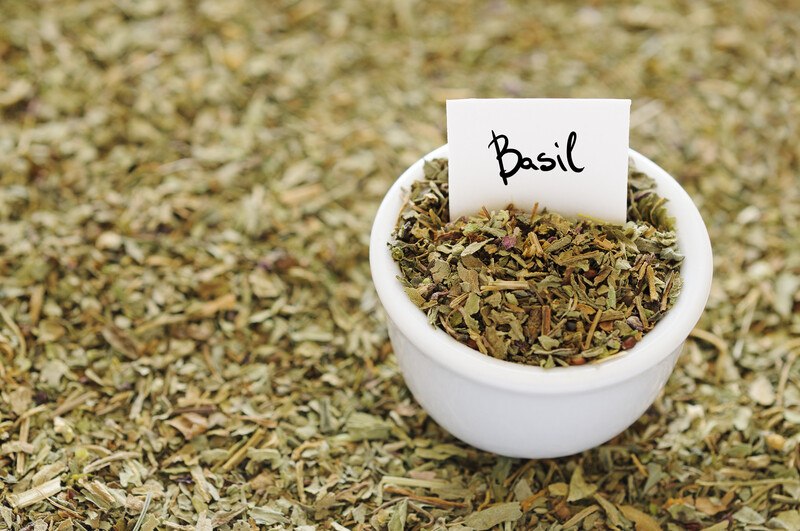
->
[1, 0, 799, 528]
[390, 159, 683, 366]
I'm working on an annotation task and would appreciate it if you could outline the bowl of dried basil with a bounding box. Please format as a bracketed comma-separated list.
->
[370, 144, 712, 458]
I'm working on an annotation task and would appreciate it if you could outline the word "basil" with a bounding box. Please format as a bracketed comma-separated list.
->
[488, 130, 585, 185]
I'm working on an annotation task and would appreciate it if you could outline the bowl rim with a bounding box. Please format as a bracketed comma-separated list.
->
[369, 144, 713, 394]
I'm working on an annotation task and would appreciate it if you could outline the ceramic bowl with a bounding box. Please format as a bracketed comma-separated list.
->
[369, 144, 712, 458]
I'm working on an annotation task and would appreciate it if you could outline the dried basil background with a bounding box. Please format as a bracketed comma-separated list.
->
[1, 0, 799, 529]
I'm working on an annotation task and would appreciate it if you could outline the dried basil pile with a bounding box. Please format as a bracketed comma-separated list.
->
[390, 159, 683, 367]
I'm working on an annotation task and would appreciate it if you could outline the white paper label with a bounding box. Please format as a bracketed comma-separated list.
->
[446, 98, 631, 224]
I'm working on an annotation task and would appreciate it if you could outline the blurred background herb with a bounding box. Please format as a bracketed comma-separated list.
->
[0, 0, 798, 529]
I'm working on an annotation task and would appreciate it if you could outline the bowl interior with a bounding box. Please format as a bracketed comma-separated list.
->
[369, 144, 712, 393]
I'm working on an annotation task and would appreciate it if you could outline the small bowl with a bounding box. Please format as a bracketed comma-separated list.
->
[370, 144, 712, 458]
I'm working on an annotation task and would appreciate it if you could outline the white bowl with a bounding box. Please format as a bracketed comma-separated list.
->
[370, 144, 712, 458]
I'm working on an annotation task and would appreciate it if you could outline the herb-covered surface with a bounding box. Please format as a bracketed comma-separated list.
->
[1, 1, 799, 529]
[391, 159, 683, 367]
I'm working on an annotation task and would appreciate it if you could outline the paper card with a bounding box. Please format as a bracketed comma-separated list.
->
[446, 98, 631, 224]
